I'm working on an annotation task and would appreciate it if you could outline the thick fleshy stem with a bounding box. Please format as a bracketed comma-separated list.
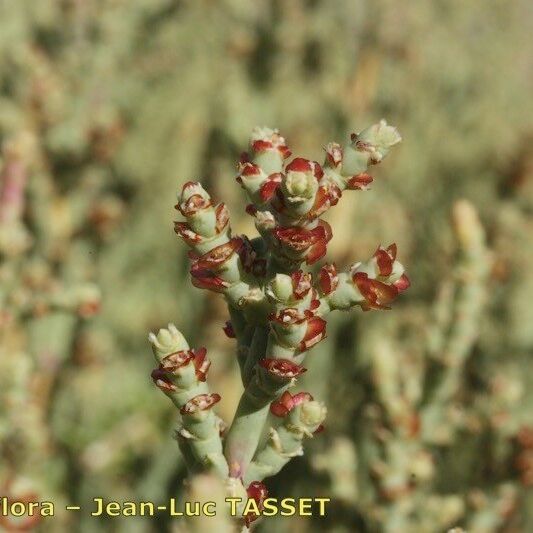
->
[149, 324, 228, 477]
[243, 392, 326, 484]
[224, 358, 307, 478]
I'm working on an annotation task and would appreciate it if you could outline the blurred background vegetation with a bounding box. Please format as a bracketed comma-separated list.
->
[0, 0, 532, 532]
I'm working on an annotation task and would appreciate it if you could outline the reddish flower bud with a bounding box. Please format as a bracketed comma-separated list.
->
[259, 358, 307, 379]
[319, 263, 339, 295]
[150, 369, 177, 392]
[159, 350, 195, 371]
[190, 270, 231, 292]
[192, 238, 242, 272]
[352, 272, 400, 310]
[285, 157, 323, 179]
[173, 221, 202, 245]
[192, 347, 211, 382]
[189, 238, 242, 292]
[223, 321, 236, 338]
[299, 316, 327, 351]
[270, 307, 311, 326]
[180, 393, 221, 415]
[152, 347, 211, 385]
[346, 173, 373, 190]
[259, 172, 283, 202]
[236, 162, 262, 184]
[374, 243, 397, 277]
[291, 270, 312, 299]
[245, 481, 268, 526]
[306, 182, 342, 220]
[177, 182, 213, 216]
[324, 142, 343, 169]
[273, 220, 332, 265]
[215, 203, 230, 233]
[251, 129, 291, 160]
[393, 274, 411, 292]
[270, 390, 314, 417]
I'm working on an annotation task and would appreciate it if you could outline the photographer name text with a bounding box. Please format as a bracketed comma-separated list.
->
[1, 496, 331, 518]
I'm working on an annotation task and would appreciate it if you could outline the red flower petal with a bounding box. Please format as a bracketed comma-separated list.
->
[193, 347, 211, 382]
[160, 350, 195, 371]
[191, 270, 230, 293]
[393, 273, 411, 292]
[319, 263, 339, 295]
[375, 247, 394, 277]
[346, 173, 373, 190]
[352, 272, 399, 310]
[173, 222, 202, 245]
[259, 358, 307, 379]
[285, 157, 313, 173]
[299, 316, 327, 350]
[245, 482, 268, 525]
[259, 173, 283, 202]
[324, 142, 343, 168]
[292, 391, 314, 406]
[150, 369, 177, 392]
[192, 238, 242, 271]
[178, 193, 212, 217]
[271, 308, 307, 326]
[180, 393, 221, 415]
[291, 270, 312, 299]
[215, 203, 230, 233]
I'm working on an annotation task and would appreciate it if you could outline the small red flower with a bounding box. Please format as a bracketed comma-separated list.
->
[180, 393, 221, 415]
[152, 348, 211, 385]
[189, 238, 242, 292]
[394, 274, 411, 292]
[223, 321, 236, 338]
[174, 203, 229, 245]
[150, 369, 177, 392]
[352, 272, 400, 310]
[245, 481, 268, 526]
[306, 181, 342, 220]
[324, 142, 343, 169]
[259, 172, 283, 202]
[251, 129, 291, 160]
[159, 350, 195, 371]
[192, 347, 211, 382]
[236, 162, 262, 185]
[173, 221, 202, 245]
[374, 243, 397, 277]
[270, 307, 311, 326]
[273, 220, 332, 265]
[319, 263, 339, 295]
[192, 238, 243, 272]
[176, 182, 212, 216]
[346, 173, 373, 190]
[291, 270, 312, 299]
[298, 316, 327, 351]
[285, 157, 324, 179]
[259, 358, 307, 379]
[190, 271, 230, 292]
[270, 390, 314, 417]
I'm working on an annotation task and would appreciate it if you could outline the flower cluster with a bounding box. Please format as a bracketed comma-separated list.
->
[150, 121, 408, 528]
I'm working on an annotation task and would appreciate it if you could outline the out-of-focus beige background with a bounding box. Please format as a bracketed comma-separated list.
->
[1, 1, 532, 532]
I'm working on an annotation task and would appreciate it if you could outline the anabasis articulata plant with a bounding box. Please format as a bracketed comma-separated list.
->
[149, 120, 408, 527]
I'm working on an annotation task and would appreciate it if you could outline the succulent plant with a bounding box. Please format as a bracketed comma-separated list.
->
[149, 121, 407, 527]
